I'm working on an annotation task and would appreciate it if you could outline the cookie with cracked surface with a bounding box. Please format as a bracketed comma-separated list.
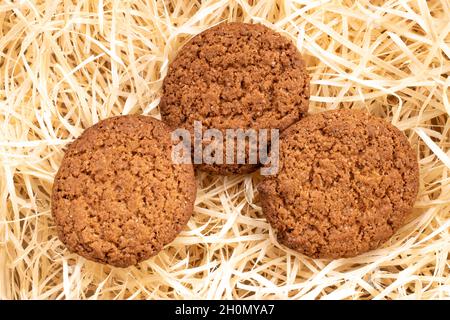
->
[160, 22, 310, 175]
[258, 109, 419, 259]
[51, 115, 196, 267]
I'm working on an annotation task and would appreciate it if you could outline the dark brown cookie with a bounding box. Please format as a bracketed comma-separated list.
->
[51, 115, 196, 267]
[258, 110, 419, 259]
[161, 22, 310, 175]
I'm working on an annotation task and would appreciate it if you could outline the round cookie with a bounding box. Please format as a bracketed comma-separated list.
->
[160, 22, 310, 175]
[51, 115, 196, 267]
[258, 110, 419, 259]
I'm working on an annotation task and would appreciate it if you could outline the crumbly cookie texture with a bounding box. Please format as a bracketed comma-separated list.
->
[258, 109, 419, 259]
[51, 115, 196, 267]
[161, 22, 310, 175]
